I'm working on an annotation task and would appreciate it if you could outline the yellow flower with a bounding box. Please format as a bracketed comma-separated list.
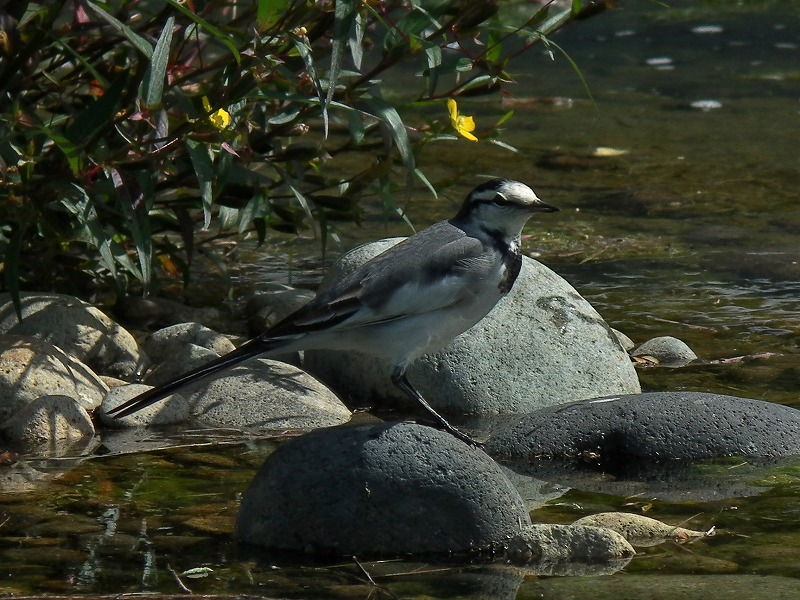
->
[447, 98, 478, 142]
[202, 96, 231, 130]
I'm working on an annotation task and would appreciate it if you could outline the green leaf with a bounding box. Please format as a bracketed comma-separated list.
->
[414, 168, 437, 199]
[326, 0, 357, 137]
[268, 107, 301, 125]
[257, 0, 289, 30]
[112, 168, 154, 292]
[289, 33, 326, 137]
[485, 28, 503, 65]
[348, 10, 366, 70]
[239, 194, 265, 236]
[60, 186, 141, 288]
[377, 178, 415, 233]
[84, 1, 153, 58]
[487, 139, 519, 153]
[424, 45, 442, 70]
[142, 16, 175, 107]
[164, 0, 241, 64]
[285, 181, 316, 233]
[38, 125, 81, 176]
[423, 44, 442, 95]
[383, 9, 433, 56]
[186, 140, 214, 228]
[495, 109, 515, 127]
[457, 73, 495, 94]
[218, 205, 239, 232]
[364, 95, 415, 171]
[455, 57, 474, 72]
[529, 4, 574, 38]
[348, 110, 365, 144]
[540, 35, 595, 105]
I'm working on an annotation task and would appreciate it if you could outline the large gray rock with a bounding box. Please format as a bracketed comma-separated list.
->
[236, 422, 531, 557]
[487, 392, 800, 462]
[304, 239, 640, 415]
[0, 292, 141, 378]
[0, 335, 109, 423]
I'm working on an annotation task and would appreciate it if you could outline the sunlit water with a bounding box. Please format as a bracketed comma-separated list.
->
[2, 2, 800, 597]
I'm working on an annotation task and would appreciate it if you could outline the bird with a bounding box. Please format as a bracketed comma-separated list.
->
[108, 178, 559, 445]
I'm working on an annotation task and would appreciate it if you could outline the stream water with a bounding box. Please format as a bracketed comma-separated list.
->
[2, 1, 800, 598]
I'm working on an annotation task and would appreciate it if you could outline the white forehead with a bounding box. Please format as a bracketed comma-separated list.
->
[497, 180, 539, 203]
[471, 179, 539, 203]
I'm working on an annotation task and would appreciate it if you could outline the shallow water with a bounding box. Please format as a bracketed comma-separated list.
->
[2, 1, 800, 597]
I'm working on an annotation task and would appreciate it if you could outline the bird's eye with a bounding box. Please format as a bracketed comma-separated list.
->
[490, 194, 509, 206]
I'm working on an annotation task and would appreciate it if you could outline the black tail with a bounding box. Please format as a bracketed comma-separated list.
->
[107, 337, 279, 418]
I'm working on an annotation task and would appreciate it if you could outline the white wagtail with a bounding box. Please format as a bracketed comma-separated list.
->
[109, 178, 558, 445]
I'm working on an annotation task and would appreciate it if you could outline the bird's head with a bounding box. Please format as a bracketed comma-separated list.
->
[453, 179, 559, 238]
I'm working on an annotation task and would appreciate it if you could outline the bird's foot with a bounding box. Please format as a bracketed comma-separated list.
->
[444, 425, 484, 449]
[418, 418, 483, 448]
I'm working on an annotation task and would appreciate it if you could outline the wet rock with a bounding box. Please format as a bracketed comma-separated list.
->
[1, 395, 95, 455]
[507, 523, 634, 564]
[97, 383, 190, 428]
[244, 286, 314, 366]
[486, 392, 800, 462]
[245, 284, 315, 335]
[304, 239, 640, 416]
[612, 328, 635, 351]
[0, 335, 109, 422]
[143, 343, 221, 387]
[189, 359, 351, 430]
[100, 360, 350, 431]
[142, 322, 236, 365]
[632, 336, 698, 366]
[236, 422, 531, 557]
[0, 292, 140, 378]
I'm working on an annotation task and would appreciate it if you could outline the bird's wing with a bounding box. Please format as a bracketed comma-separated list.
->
[265, 221, 493, 337]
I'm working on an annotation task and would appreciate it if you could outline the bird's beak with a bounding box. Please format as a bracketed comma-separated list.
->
[530, 201, 559, 213]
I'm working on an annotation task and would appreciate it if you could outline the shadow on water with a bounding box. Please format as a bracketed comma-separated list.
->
[3, 1, 800, 597]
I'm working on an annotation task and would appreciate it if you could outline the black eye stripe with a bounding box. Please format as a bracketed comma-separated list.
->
[477, 194, 511, 206]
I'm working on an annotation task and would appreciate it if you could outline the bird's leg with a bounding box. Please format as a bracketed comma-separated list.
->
[391, 370, 482, 447]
